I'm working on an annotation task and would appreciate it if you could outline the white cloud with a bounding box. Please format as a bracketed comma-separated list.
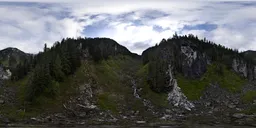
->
[107, 24, 174, 52]
[0, 4, 84, 53]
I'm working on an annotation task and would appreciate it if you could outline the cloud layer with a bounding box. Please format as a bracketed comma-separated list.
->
[0, 1, 255, 54]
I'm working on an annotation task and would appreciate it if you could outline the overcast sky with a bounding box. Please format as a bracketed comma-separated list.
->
[0, 0, 255, 54]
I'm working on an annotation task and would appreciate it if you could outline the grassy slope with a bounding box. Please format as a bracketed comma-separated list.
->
[1, 61, 93, 120]
[93, 56, 147, 114]
[1, 59, 94, 120]
[0, 55, 148, 120]
[0, 59, 9, 67]
[136, 64, 168, 108]
[134, 62, 246, 106]
[0, 56, 251, 121]
[177, 63, 246, 100]
[242, 90, 256, 103]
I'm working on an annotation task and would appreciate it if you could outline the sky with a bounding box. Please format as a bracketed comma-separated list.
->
[0, 0, 255, 54]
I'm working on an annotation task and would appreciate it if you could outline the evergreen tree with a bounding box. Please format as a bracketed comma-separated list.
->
[60, 49, 71, 75]
[44, 43, 47, 52]
[51, 54, 64, 82]
[26, 63, 57, 102]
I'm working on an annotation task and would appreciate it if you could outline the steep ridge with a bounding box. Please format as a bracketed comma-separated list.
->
[141, 34, 256, 125]
[0, 47, 30, 68]
[243, 50, 256, 64]
[0, 47, 31, 80]
[0, 35, 255, 126]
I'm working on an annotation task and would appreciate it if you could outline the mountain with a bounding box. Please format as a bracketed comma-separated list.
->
[0, 47, 31, 80]
[0, 47, 30, 68]
[0, 36, 255, 126]
[243, 50, 256, 63]
[142, 35, 256, 93]
[141, 34, 256, 113]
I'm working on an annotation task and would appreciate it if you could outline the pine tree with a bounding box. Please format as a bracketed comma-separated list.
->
[26, 63, 56, 102]
[60, 49, 71, 75]
[51, 54, 64, 81]
[44, 43, 47, 52]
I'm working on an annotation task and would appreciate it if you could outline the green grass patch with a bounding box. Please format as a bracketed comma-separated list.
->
[93, 55, 139, 93]
[0, 106, 26, 121]
[2, 61, 95, 120]
[242, 105, 256, 114]
[141, 84, 168, 107]
[97, 92, 119, 113]
[177, 74, 208, 101]
[0, 59, 9, 67]
[3, 55, 143, 118]
[242, 91, 256, 103]
[1, 76, 46, 121]
[4, 76, 29, 105]
[177, 63, 246, 100]
[94, 60, 120, 89]
[93, 55, 144, 113]
[137, 64, 169, 108]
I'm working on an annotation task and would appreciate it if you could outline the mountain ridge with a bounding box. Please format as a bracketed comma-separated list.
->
[0, 36, 255, 126]
[0, 40, 255, 59]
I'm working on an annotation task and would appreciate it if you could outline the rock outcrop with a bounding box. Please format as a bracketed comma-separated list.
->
[0, 47, 30, 68]
[0, 66, 11, 80]
[167, 65, 194, 111]
[180, 43, 209, 78]
[232, 58, 256, 80]
[0, 36, 255, 126]
[142, 36, 256, 111]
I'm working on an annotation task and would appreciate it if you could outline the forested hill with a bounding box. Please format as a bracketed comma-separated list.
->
[0, 47, 30, 68]
[142, 34, 256, 93]
[0, 35, 255, 126]
[242, 50, 256, 63]
[2, 35, 256, 99]
[3, 37, 139, 101]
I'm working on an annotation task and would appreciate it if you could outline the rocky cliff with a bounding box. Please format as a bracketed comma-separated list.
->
[0, 47, 29, 68]
[0, 67, 11, 80]
[0, 47, 31, 80]
[142, 35, 256, 117]
[0, 36, 255, 126]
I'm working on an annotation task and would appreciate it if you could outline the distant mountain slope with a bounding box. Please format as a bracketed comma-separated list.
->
[141, 34, 256, 108]
[0, 47, 30, 68]
[242, 50, 256, 63]
[0, 36, 255, 126]
[80, 37, 140, 60]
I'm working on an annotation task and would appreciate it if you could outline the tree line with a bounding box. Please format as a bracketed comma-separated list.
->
[11, 37, 136, 103]
[143, 33, 254, 93]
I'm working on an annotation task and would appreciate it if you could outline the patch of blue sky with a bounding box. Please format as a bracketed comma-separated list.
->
[183, 23, 217, 31]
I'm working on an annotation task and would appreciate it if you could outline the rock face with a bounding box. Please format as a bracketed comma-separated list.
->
[81, 38, 140, 60]
[0, 66, 11, 80]
[167, 65, 194, 111]
[142, 38, 213, 92]
[200, 83, 240, 107]
[143, 38, 212, 109]
[0, 47, 30, 68]
[232, 58, 256, 80]
[232, 59, 248, 77]
[0, 99, 5, 104]
[0, 47, 31, 80]
[142, 36, 256, 112]
[180, 43, 209, 78]
[143, 37, 256, 89]
[232, 113, 246, 119]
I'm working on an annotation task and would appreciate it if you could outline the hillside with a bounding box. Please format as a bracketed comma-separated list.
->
[0, 48, 31, 80]
[0, 47, 30, 68]
[243, 50, 256, 63]
[0, 35, 255, 126]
